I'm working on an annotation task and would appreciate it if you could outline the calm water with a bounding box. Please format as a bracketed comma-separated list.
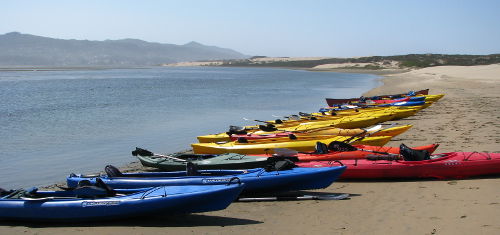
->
[0, 67, 379, 188]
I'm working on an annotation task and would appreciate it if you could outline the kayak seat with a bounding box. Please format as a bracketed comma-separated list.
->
[328, 141, 358, 152]
[237, 137, 248, 143]
[274, 119, 283, 124]
[288, 115, 301, 121]
[94, 178, 116, 196]
[77, 180, 93, 187]
[62, 179, 116, 198]
[259, 124, 278, 132]
[186, 162, 200, 176]
[227, 125, 247, 135]
[400, 144, 430, 161]
[313, 142, 330, 154]
[73, 184, 110, 198]
[105, 165, 123, 177]
[265, 159, 297, 172]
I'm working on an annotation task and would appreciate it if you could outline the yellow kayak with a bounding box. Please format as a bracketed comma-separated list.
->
[247, 107, 418, 128]
[192, 136, 393, 154]
[302, 124, 412, 137]
[418, 94, 444, 102]
[202, 124, 411, 143]
[197, 115, 384, 143]
[292, 111, 409, 130]
[196, 110, 415, 143]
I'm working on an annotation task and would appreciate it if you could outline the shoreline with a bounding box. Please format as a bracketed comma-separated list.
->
[2, 65, 499, 234]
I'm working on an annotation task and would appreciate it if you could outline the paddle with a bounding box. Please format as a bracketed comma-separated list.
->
[237, 193, 349, 202]
[340, 129, 369, 144]
[345, 123, 396, 144]
[132, 147, 187, 162]
[271, 114, 302, 121]
[298, 112, 330, 118]
[242, 117, 274, 124]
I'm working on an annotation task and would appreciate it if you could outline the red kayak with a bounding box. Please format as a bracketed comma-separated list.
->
[255, 143, 439, 161]
[297, 152, 500, 179]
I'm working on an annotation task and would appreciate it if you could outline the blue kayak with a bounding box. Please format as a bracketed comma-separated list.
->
[66, 165, 346, 194]
[321, 100, 426, 112]
[0, 183, 244, 221]
[385, 100, 426, 107]
[409, 96, 426, 101]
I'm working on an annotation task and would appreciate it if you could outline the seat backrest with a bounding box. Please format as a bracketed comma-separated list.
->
[265, 159, 297, 172]
[328, 141, 357, 152]
[314, 142, 329, 154]
[105, 165, 123, 177]
[400, 143, 430, 161]
[259, 124, 278, 132]
[186, 162, 199, 176]
[227, 125, 247, 135]
[94, 178, 116, 196]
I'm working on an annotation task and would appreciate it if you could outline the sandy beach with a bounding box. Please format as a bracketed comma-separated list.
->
[1, 65, 499, 234]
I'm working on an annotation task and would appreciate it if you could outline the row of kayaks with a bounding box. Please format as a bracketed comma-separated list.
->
[135, 143, 440, 171]
[325, 88, 432, 106]
[193, 93, 444, 154]
[5, 145, 497, 222]
[134, 143, 500, 180]
[2, 89, 498, 222]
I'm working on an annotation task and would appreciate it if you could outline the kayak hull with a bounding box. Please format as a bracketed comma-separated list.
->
[229, 125, 412, 141]
[0, 184, 244, 221]
[137, 153, 270, 171]
[67, 166, 347, 194]
[299, 152, 500, 179]
[192, 136, 392, 154]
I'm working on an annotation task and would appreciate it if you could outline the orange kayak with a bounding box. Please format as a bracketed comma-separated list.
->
[255, 144, 440, 161]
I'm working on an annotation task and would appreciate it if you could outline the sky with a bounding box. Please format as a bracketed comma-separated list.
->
[2, 0, 500, 57]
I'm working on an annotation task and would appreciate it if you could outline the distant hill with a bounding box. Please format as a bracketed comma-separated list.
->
[218, 54, 500, 69]
[0, 32, 248, 66]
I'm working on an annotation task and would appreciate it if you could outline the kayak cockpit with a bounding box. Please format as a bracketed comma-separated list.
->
[0, 178, 129, 200]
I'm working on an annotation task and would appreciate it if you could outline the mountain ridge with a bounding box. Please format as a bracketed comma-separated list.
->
[0, 32, 248, 66]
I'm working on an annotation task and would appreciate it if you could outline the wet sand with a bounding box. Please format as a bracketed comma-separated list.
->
[1, 65, 499, 234]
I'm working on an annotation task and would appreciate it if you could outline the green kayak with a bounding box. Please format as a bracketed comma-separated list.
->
[136, 153, 270, 171]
